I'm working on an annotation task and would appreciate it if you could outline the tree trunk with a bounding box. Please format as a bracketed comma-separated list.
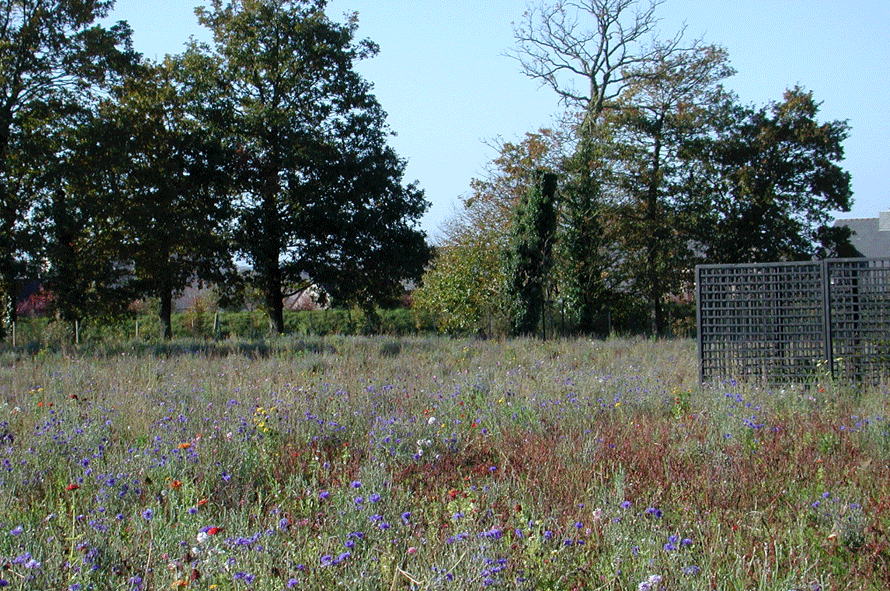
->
[265, 259, 285, 335]
[159, 288, 173, 340]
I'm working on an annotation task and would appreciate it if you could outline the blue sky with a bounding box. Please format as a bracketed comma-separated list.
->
[106, 0, 889, 241]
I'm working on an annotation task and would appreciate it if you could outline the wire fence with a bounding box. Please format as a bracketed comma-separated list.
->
[696, 258, 890, 385]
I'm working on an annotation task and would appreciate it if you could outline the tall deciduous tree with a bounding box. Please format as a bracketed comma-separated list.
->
[687, 87, 853, 263]
[0, 0, 136, 337]
[185, 0, 429, 334]
[93, 59, 235, 338]
[605, 45, 734, 334]
[511, 0, 692, 335]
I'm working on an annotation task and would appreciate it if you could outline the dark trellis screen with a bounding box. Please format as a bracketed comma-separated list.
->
[696, 259, 890, 385]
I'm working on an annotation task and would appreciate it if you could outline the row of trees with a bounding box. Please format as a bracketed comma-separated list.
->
[414, 0, 854, 337]
[1, 0, 430, 339]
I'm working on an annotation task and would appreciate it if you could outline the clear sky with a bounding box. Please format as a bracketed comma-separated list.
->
[105, 0, 889, 242]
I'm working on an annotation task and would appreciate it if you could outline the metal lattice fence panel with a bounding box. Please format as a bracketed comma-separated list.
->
[697, 259, 890, 385]
[827, 259, 890, 384]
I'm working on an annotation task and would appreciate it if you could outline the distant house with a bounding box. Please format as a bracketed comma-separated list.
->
[833, 211, 890, 258]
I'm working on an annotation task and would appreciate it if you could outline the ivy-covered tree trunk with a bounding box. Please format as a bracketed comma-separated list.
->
[560, 145, 608, 336]
[506, 170, 558, 337]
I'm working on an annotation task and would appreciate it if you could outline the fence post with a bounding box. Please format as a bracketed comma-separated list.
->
[821, 259, 834, 378]
[695, 265, 704, 385]
[11, 322, 15, 349]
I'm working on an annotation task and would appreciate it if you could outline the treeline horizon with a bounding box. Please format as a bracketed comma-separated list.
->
[2, 0, 858, 343]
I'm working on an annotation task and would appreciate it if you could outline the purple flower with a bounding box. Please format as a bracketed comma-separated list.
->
[401, 511, 411, 523]
[287, 579, 299, 588]
[320, 554, 333, 566]
[9, 526, 22, 536]
[369, 493, 381, 503]
[319, 490, 330, 500]
[142, 509, 154, 520]
[621, 500, 632, 509]
[354, 496, 364, 505]
[350, 480, 362, 489]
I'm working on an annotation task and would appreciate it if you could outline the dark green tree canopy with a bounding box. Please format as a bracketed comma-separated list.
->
[1, 0, 138, 331]
[85, 58, 236, 337]
[185, 0, 429, 332]
[687, 87, 853, 263]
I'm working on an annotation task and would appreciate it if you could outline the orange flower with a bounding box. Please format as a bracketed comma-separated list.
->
[170, 479, 182, 489]
[197, 498, 208, 506]
[177, 442, 192, 450]
[66, 483, 79, 491]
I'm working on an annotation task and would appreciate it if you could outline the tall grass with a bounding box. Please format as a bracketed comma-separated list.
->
[0, 336, 887, 590]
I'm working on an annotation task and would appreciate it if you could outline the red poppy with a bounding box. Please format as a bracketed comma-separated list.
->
[66, 484, 79, 491]
[207, 526, 222, 536]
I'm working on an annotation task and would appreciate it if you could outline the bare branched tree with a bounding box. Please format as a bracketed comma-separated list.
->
[509, 0, 692, 134]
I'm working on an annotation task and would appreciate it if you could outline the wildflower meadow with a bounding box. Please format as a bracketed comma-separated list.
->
[0, 336, 888, 590]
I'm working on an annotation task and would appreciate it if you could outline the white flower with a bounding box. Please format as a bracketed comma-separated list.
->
[637, 574, 662, 591]
[196, 531, 208, 545]
[427, 416, 437, 425]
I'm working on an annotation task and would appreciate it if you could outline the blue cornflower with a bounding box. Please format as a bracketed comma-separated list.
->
[141, 509, 154, 521]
